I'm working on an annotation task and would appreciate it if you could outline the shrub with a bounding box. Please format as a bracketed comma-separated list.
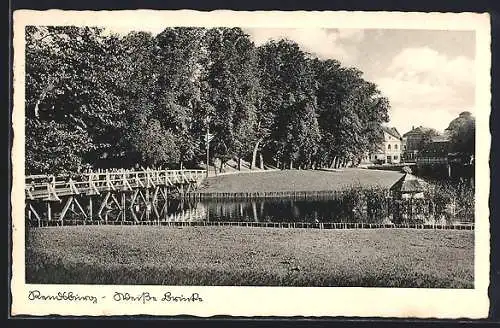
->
[424, 180, 475, 224]
[401, 166, 412, 174]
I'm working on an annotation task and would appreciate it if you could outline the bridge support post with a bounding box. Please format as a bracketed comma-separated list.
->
[121, 192, 126, 223]
[89, 196, 93, 222]
[46, 202, 52, 224]
[26, 168, 205, 226]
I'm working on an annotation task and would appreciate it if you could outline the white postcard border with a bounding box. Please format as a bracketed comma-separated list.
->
[11, 10, 491, 318]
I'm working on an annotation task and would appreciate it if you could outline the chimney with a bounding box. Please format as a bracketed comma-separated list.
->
[412, 125, 414, 130]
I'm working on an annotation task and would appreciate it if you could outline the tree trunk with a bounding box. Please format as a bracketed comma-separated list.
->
[238, 157, 241, 171]
[251, 139, 262, 170]
[252, 202, 258, 222]
[220, 159, 224, 174]
[289, 159, 293, 170]
[259, 152, 264, 170]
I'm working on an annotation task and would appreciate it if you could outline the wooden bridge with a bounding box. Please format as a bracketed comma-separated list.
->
[25, 169, 206, 226]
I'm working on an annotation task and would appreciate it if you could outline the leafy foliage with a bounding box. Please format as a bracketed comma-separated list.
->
[447, 112, 475, 155]
[25, 26, 392, 174]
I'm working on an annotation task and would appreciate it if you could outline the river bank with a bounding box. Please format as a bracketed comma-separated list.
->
[197, 168, 403, 193]
[26, 225, 474, 287]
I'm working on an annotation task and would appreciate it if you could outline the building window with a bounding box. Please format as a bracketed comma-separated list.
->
[394, 144, 398, 150]
[387, 144, 391, 150]
[394, 155, 398, 160]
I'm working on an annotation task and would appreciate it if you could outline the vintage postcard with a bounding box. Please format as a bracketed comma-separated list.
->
[11, 10, 491, 318]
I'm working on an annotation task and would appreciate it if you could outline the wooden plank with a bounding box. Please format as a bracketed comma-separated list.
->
[89, 196, 93, 221]
[129, 189, 139, 208]
[138, 189, 148, 206]
[121, 176, 131, 191]
[29, 203, 41, 222]
[111, 194, 122, 211]
[98, 192, 111, 216]
[152, 186, 159, 203]
[47, 202, 52, 221]
[68, 178, 80, 194]
[73, 197, 88, 219]
[59, 196, 74, 221]
[106, 173, 116, 191]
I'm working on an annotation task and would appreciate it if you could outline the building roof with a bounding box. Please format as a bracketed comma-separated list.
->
[419, 140, 451, 156]
[402, 126, 432, 138]
[390, 173, 428, 193]
[431, 135, 450, 142]
[381, 126, 401, 139]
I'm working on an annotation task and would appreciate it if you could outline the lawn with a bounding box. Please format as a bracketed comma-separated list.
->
[199, 168, 403, 193]
[26, 225, 474, 288]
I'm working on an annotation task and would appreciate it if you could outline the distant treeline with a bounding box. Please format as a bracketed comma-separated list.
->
[26, 26, 390, 174]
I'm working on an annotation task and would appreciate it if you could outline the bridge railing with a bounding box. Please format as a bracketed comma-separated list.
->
[25, 169, 206, 200]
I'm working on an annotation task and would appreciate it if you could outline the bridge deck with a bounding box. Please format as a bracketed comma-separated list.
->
[25, 169, 206, 201]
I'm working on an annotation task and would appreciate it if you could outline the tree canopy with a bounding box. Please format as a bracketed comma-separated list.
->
[25, 26, 392, 174]
[446, 112, 475, 155]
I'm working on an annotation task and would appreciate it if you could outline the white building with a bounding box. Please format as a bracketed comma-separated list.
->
[369, 126, 403, 164]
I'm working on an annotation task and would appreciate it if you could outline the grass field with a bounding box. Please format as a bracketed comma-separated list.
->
[199, 168, 403, 193]
[26, 226, 473, 288]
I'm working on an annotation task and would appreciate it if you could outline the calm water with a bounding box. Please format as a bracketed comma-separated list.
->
[40, 197, 377, 224]
[28, 195, 472, 226]
[192, 199, 370, 223]
[88, 198, 450, 225]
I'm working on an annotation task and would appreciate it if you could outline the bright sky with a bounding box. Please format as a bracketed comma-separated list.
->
[106, 27, 476, 135]
[245, 28, 476, 135]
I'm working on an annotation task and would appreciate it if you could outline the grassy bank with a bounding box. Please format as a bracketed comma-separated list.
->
[198, 168, 403, 193]
[26, 226, 473, 288]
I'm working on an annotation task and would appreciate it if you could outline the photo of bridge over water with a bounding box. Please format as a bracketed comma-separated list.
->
[17, 17, 482, 295]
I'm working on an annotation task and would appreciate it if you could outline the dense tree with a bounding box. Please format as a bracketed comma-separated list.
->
[446, 112, 475, 155]
[257, 40, 320, 169]
[25, 26, 393, 174]
[417, 128, 440, 151]
[202, 28, 261, 171]
[25, 26, 125, 174]
[151, 27, 207, 167]
[312, 59, 389, 168]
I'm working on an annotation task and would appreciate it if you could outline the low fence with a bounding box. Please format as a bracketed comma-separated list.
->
[32, 219, 474, 230]
[185, 190, 344, 200]
[364, 163, 417, 172]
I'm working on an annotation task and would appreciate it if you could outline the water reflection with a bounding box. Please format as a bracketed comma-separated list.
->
[202, 198, 361, 223]
[30, 196, 472, 226]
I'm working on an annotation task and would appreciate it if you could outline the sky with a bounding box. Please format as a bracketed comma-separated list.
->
[106, 27, 476, 135]
[245, 28, 476, 135]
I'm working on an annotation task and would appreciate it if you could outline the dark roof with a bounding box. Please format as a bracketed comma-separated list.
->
[419, 140, 450, 156]
[382, 126, 401, 139]
[431, 135, 450, 142]
[390, 173, 428, 193]
[402, 126, 432, 137]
